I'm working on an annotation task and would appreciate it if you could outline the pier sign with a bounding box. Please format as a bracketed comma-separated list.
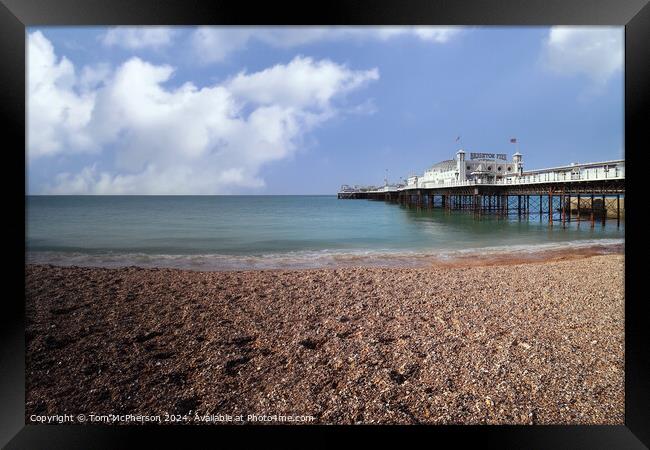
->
[470, 153, 507, 160]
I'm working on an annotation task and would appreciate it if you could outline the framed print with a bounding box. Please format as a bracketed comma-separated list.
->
[1, 0, 648, 447]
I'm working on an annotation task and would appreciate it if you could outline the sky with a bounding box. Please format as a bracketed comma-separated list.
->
[26, 26, 624, 195]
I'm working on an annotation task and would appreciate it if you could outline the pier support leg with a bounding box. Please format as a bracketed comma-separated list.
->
[548, 192, 553, 227]
[617, 195, 620, 227]
[602, 195, 606, 226]
[539, 195, 543, 221]
[590, 194, 595, 228]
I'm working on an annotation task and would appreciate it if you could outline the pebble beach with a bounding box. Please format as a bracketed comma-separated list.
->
[25, 253, 624, 425]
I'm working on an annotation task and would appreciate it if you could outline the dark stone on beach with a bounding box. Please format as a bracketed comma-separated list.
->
[229, 335, 256, 347]
[168, 371, 188, 386]
[44, 335, 72, 350]
[336, 330, 354, 339]
[95, 387, 111, 401]
[152, 351, 175, 360]
[389, 370, 406, 385]
[50, 304, 82, 315]
[174, 396, 199, 414]
[299, 338, 319, 350]
[224, 356, 252, 375]
[134, 330, 163, 343]
[377, 335, 396, 344]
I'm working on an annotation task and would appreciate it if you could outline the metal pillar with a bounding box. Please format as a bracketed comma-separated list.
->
[577, 194, 581, 222]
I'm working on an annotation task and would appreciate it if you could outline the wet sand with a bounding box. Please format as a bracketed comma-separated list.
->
[25, 253, 624, 424]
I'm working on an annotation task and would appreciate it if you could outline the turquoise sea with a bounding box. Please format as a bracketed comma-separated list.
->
[26, 195, 624, 270]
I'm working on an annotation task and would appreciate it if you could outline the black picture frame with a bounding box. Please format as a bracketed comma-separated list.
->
[2, 0, 648, 447]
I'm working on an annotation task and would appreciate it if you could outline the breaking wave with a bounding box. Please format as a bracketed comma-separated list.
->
[26, 238, 624, 271]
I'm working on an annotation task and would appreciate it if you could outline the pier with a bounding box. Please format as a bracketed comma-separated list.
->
[339, 156, 625, 227]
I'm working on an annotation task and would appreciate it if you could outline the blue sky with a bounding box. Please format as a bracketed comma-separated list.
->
[27, 26, 623, 194]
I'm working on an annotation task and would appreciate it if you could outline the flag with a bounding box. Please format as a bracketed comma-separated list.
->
[510, 138, 517, 143]
[456, 136, 461, 142]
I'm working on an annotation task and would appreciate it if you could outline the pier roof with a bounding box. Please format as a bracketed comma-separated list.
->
[431, 160, 455, 170]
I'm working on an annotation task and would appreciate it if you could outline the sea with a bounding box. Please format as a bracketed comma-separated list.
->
[26, 195, 625, 270]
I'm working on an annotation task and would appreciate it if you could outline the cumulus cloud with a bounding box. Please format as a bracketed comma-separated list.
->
[192, 26, 462, 63]
[101, 26, 176, 50]
[27, 31, 97, 158]
[542, 26, 623, 84]
[226, 57, 379, 109]
[28, 32, 379, 194]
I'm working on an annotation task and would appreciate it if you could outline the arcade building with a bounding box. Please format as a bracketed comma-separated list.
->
[407, 150, 524, 187]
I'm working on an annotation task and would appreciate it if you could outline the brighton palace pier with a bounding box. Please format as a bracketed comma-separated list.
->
[338, 149, 625, 227]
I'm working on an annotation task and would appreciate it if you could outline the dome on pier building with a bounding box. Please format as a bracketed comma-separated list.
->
[430, 160, 456, 171]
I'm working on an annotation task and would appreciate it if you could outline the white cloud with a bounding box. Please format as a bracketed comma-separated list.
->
[542, 26, 623, 84]
[191, 27, 253, 64]
[192, 26, 462, 64]
[79, 63, 111, 92]
[226, 56, 379, 109]
[101, 27, 176, 50]
[27, 31, 96, 158]
[28, 32, 379, 194]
